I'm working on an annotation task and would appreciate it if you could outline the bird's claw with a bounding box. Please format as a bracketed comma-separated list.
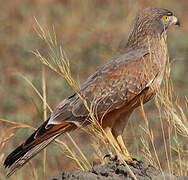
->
[103, 154, 118, 161]
[104, 153, 138, 167]
[119, 157, 138, 167]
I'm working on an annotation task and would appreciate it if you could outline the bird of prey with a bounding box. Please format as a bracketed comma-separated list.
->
[4, 8, 180, 176]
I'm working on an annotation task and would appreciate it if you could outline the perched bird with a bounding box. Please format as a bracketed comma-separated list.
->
[4, 8, 180, 176]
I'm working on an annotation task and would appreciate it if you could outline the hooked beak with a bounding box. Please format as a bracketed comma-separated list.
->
[171, 15, 180, 26]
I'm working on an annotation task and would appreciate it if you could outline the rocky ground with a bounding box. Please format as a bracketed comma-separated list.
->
[51, 158, 188, 180]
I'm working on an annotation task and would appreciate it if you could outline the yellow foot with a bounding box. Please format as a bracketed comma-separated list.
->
[116, 135, 138, 165]
[119, 156, 138, 166]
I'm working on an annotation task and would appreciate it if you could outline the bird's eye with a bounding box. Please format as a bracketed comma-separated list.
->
[163, 15, 169, 22]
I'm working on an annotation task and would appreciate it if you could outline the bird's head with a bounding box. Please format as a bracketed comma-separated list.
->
[127, 8, 180, 48]
[135, 8, 180, 34]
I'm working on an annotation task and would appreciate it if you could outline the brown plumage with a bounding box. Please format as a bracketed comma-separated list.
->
[4, 8, 180, 176]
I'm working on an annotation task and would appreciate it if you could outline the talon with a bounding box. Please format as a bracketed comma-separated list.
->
[126, 158, 138, 167]
[132, 158, 140, 164]
[113, 155, 118, 161]
[103, 154, 118, 161]
[117, 154, 138, 166]
[103, 154, 111, 160]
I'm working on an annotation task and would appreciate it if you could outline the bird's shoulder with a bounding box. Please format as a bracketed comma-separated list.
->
[49, 48, 154, 124]
[82, 48, 149, 89]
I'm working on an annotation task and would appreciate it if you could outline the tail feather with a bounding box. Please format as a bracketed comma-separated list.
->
[4, 120, 75, 177]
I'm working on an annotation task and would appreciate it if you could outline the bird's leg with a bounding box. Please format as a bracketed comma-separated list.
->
[105, 126, 121, 152]
[104, 126, 137, 165]
[111, 111, 137, 165]
[116, 135, 135, 163]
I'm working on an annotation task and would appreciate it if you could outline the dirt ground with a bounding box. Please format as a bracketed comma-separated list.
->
[51, 158, 188, 180]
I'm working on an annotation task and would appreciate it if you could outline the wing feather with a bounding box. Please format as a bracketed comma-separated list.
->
[48, 49, 159, 126]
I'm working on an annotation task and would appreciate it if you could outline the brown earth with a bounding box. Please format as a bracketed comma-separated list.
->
[51, 158, 188, 180]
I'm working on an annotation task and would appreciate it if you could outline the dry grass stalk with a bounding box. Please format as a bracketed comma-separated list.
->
[155, 59, 187, 176]
[1, 19, 187, 179]
[42, 66, 47, 179]
[140, 42, 188, 178]
[33, 20, 138, 180]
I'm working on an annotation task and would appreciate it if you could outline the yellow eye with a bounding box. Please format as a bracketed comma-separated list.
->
[163, 15, 169, 22]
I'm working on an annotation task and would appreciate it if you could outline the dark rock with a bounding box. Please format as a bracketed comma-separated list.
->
[52, 159, 188, 180]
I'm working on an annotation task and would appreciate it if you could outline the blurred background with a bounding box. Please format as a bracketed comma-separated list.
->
[0, 0, 187, 179]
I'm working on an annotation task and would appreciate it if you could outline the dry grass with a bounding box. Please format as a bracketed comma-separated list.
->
[140, 57, 188, 176]
[33, 19, 138, 180]
[1, 21, 187, 180]
[0, 1, 187, 179]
